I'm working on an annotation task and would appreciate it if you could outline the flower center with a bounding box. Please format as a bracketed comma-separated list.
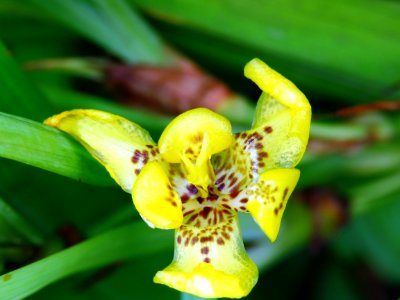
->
[171, 150, 249, 230]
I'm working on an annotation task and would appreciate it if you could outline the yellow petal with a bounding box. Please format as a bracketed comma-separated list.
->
[246, 168, 300, 242]
[132, 161, 183, 229]
[154, 213, 258, 298]
[44, 109, 157, 193]
[244, 58, 311, 169]
[158, 108, 233, 191]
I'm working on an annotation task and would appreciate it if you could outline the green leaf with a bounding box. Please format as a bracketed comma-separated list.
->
[350, 170, 400, 216]
[0, 197, 44, 245]
[133, 0, 400, 102]
[25, 0, 170, 64]
[0, 222, 173, 299]
[0, 40, 54, 120]
[0, 112, 113, 186]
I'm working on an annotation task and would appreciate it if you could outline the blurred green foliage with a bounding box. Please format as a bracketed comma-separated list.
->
[0, 0, 399, 299]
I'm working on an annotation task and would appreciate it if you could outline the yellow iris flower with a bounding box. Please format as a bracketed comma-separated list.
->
[45, 58, 311, 298]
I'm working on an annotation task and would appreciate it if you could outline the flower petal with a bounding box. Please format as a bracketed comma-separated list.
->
[44, 109, 158, 193]
[154, 213, 258, 298]
[241, 58, 311, 174]
[158, 108, 233, 191]
[246, 168, 300, 242]
[132, 161, 183, 229]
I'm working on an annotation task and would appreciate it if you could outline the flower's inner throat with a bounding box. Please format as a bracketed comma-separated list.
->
[158, 107, 233, 198]
[179, 132, 216, 197]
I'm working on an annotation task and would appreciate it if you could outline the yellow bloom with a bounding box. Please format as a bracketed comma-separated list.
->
[45, 58, 311, 298]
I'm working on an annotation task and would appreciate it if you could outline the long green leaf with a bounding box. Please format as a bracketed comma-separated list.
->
[0, 112, 113, 186]
[0, 197, 44, 245]
[0, 41, 54, 120]
[132, 0, 400, 102]
[26, 0, 169, 64]
[0, 221, 173, 299]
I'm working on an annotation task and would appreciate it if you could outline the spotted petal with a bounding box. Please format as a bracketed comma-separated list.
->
[246, 168, 300, 242]
[132, 161, 183, 229]
[45, 109, 158, 193]
[232, 58, 311, 181]
[154, 213, 257, 298]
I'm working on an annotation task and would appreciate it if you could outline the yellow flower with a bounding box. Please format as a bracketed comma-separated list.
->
[45, 58, 311, 298]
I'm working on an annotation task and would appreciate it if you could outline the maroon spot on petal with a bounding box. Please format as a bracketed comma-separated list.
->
[259, 151, 268, 158]
[222, 204, 231, 209]
[207, 194, 218, 201]
[230, 188, 240, 199]
[177, 236, 182, 244]
[134, 169, 141, 175]
[228, 177, 238, 188]
[217, 237, 225, 245]
[191, 237, 199, 245]
[240, 198, 249, 203]
[199, 206, 213, 219]
[274, 208, 279, 215]
[201, 247, 209, 254]
[185, 147, 194, 154]
[197, 197, 205, 204]
[187, 214, 198, 224]
[283, 187, 289, 200]
[131, 150, 141, 163]
[204, 257, 211, 263]
[181, 194, 190, 203]
[264, 126, 273, 133]
[255, 143, 263, 149]
[146, 145, 154, 149]
[142, 150, 149, 163]
[183, 209, 195, 217]
[221, 232, 230, 240]
[256, 133, 263, 140]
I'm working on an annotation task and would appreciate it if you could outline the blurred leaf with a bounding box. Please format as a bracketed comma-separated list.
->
[0, 221, 173, 299]
[0, 41, 54, 120]
[0, 159, 127, 236]
[0, 112, 113, 186]
[248, 201, 312, 271]
[25, 0, 170, 64]
[0, 197, 44, 245]
[314, 264, 361, 300]
[350, 170, 400, 216]
[133, 0, 400, 102]
[336, 199, 400, 283]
